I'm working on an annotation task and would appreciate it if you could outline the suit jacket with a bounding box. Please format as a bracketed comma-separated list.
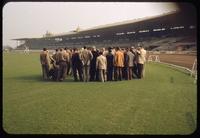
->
[90, 50, 99, 69]
[137, 48, 147, 64]
[80, 49, 93, 66]
[40, 51, 50, 65]
[127, 51, 135, 67]
[96, 55, 107, 70]
[106, 52, 114, 69]
[114, 50, 124, 67]
[57, 51, 66, 62]
[52, 52, 59, 64]
[63, 51, 70, 63]
[71, 52, 83, 67]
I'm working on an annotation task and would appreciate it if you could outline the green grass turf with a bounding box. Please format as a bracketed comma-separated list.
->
[3, 52, 197, 134]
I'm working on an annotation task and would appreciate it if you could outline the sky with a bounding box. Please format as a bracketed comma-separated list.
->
[3, 2, 179, 48]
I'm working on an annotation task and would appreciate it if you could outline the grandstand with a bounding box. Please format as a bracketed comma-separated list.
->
[13, 4, 196, 51]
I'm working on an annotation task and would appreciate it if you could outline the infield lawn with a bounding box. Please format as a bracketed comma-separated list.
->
[3, 52, 197, 134]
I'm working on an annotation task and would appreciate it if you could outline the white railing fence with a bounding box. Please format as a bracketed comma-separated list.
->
[147, 55, 197, 84]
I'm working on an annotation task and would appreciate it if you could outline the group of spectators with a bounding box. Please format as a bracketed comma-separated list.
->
[40, 46, 147, 82]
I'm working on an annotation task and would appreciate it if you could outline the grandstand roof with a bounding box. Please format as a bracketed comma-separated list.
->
[13, 8, 196, 41]
[79, 11, 178, 32]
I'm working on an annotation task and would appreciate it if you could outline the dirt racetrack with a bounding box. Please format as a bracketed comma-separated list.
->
[147, 53, 197, 69]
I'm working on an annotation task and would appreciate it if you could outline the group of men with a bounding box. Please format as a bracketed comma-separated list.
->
[40, 46, 147, 82]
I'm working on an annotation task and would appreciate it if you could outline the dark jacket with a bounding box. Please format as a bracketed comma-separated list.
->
[71, 52, 83, 67]
[106, 52, 114, 69]
[90, 50, 99, 69]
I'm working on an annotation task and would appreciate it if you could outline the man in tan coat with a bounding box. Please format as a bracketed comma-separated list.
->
[126, 48, 135, 80]
[65, 48, 72, 76]
[52, 49, 59, 65]
[80, 46, 93, 82]
[96, 51, 107, 82]
[137, 46, 147, 79]
[57, 48, 69, 81]
[40, 48, 50, 80]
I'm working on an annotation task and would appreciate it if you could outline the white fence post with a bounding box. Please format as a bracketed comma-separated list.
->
[148, 55, 153, 62]
[191, 59, 197, 77]
[148, 55, 160, 62]
[155, 55, 160, 62]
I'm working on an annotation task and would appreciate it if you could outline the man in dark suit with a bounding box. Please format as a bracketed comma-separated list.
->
[123, 49, 129, 80]
[89, 46, 99, 81]
[106, 47, 114, 81]
[131, 46, 139, 79]
[71, 48, 83, 81]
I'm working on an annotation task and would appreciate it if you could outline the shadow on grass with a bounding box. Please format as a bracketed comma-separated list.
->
[14, 74, 125, 83]
[14, 74, 76, 83]
[14, 74, 43, 82]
